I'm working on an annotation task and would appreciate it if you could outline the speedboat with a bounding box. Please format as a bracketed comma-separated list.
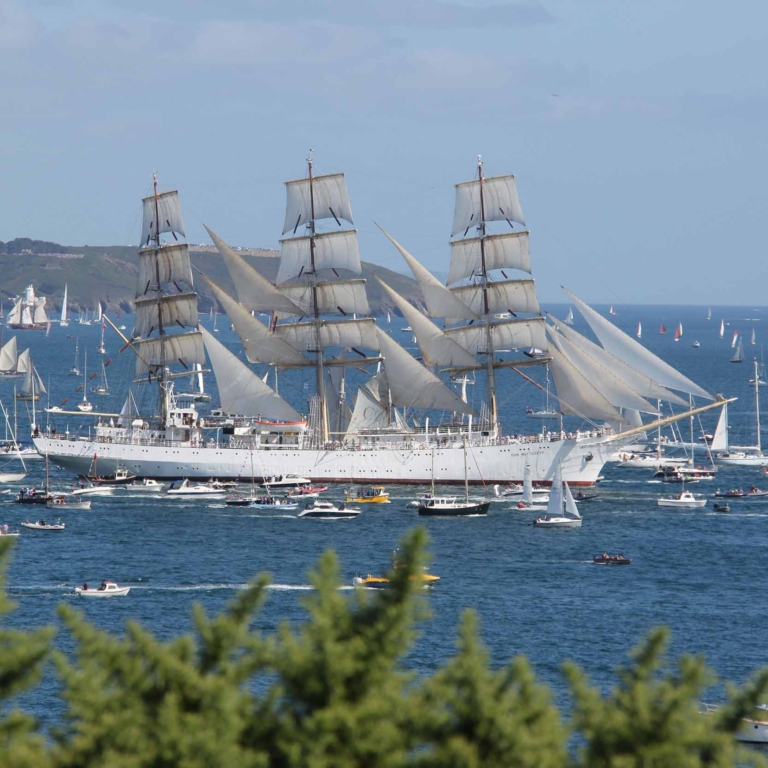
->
[14, 488, 53, 505]
[353, 571, 441, 589]
[657, 490, 707, 508]
[746, 486, 768, 497]
[47, 495, 92, 510]
[21, 519, 65, 531]
[593, 553, 631, 565]
[344, 485, 390, 503]
[74, 580, 130, 597]
[225, 495, 298, 509]
[713, 502, 731, 513]
[261, 474, 312, 489]
[124, 478, 165, 492]
[288, 485, 328, 499]
[298, 501, 361, 519]
[418, 495, 490, 517]
[714, 488, 745, 498]
[71, 483, 116, 497]
[166, 479, 227, 498]
[573, 491, 599, 501]
[617, 453, 687, 469]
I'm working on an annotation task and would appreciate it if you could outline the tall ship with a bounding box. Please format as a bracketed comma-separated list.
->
[7, 284, 49, 330]
[33, 160, 721, 484]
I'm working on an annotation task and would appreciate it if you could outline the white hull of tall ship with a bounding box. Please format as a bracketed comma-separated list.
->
[33, 429, 617, 486]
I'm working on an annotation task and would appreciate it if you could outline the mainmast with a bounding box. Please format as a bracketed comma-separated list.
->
[151, 173, 169, 421]
[476, 156, 499, 438]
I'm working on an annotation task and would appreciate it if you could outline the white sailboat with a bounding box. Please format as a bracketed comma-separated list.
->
[97, 306, 106, 354]
[533, 462, 581, 527]
[511, 463, 548, 509]
[719, 319, 725, 338]
[525, 364, 558, 419]
[77, 351, 93, 412]
[69, 338, 80, 376]
[92, 359, 109, 396]
[707, 307, 712, 321]
[636, 322, 642, 339]
[609, 306, 617, 315]
[731, 330, 739, 349]
[752, 328, 756, 345]
[8, 285, 48, 331]
[16, 354, 45, 401]
[60, 284, 69, 327]
[0, 337, 22, 379]
[731, 338, 744, 363]
[564, 307, 574, 325]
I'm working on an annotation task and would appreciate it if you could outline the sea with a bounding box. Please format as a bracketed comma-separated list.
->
[4, 303, 768, 729]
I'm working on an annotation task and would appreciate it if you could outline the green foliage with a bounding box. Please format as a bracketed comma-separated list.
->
[0, 529, 767, 768]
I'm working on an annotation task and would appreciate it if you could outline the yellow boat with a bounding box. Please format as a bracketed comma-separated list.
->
[353, 572, 440, 589]
[344, 485, 390, 503]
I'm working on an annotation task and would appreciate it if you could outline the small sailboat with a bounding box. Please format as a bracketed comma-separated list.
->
[636, 322, 642, 339]
[212, 307, 219, 333]
[526, 364, 558, 419]
[92, 359, 109, 395]
[609, 306, 617, 316]
[564, 307, 574, 326]
[660, 323, 667, 334]
[674, 323, 683, 342]
[16, 356, 45, 401]
[731, 330, 739, 349]
[719, 319, 725, 338]
[752, 328, 756, 345]
[533, 463, 582, 528]
[60, 284, 69, 327]
[731, 338, 744, 363]
[713, 374, 768, 466]
[97, 309, 106, 354]
[77, 351, 93, 412]
[511, 463, 548, 510]
[707, 307, 712, 321]
[693, 341, 701, 348]
[69, 338, 81, 376]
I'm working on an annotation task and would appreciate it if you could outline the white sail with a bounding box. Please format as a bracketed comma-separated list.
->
[447, 231, 531, 286]
[0, 337, 17, 372]
[137, 244, 193, 293]
[452, 175, 525, 236]
[95, 303, 103, 323]
[377, 225, 477, 320]
[564, 288, 713, 401]
[201, 327, 301, 422]
[20, 359, 45, 397]
[375, 278, 478, 368]
[16, 348, 29, 375]
[375, 327, 474, 415]
[548, 314, 687, 407]
[445, 317, 547, 355]
[522, 463, 534, 505]
[61, 285, 68, 324]
[345, 385, 389, 436]
[710, 402, 729, 452]
[365, 369, 390, 407]
[6, 299, 21, 326]
[277, 230, 362, 284]
[133, 293, 199, 338]
[33, 298, 48, 325]
[282, 172, 353, 235]
[280, 279, 370, 317]
[547, 345, 625, 423]
[275, 318, 378, 352]
[546, 462, 564, 517]
[205, 226, 303, 315]
[199, 274, 308, 366]
[563, 481, 581, 520]
[133, 331, 205, 377]
[450, 279, 540, 317]
[141, 190, 185, 247]
[325, 366, 346, 435]
[549, 328, 658, 414]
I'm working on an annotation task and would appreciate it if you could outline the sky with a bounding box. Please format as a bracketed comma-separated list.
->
[1, 0, 767, 304]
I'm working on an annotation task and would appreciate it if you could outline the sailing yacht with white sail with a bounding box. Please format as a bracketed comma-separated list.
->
[60, 285, 69, 327]
[69, 339, 80, 376]
[16, 353, 45, 401]
[34, 162, 724, 485]
[533, 463, 582, 527]
[0, 337, 22, 379]
[8, 285, 48, 331]
[77, 352, 93, 412]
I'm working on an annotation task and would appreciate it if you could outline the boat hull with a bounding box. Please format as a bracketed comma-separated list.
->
[33, 433, 616, 487]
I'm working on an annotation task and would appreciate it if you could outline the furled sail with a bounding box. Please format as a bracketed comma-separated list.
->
[375, 278, 478, 368]
[280, 279, 370, 317]
[16, 348, 29, 375]
[564, 288, 713, 400]
[133, 331, 205, 377]
[133, 293, 199, 338]
[282, 172, 353, 235]
[345, 386, 389, 436]
[547, 345, 625, 423]
[0, 337, 17, 372]
[141, 190, 185, 247]
[452, 175, 525, 237]
[201, 327, 301, 422]
[375, 327, 474, 415]
[275, 318, 378, 352]
[138, 244, 193, 292]
[549, 314, 687, 407]
[199, 274, 308, 367]
[377, 225, 477, 321]
[450, 279, 540, 317]
[447, 231, 531, 286]
[33, 298, 48, 325]
[277, 230, 362, 284]
[445, 317, 547, 355]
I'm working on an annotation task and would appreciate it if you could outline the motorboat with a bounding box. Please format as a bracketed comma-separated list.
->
[573, 491, 599, 501]
[0, 472, 26, 483]
[225, 495, 298, 509]
[593, 553, 631, 565]
[71, 483, 116, 497]
[0, 524, 20, 538]
[261, 474, 312, 489]
[661, 473, 699, 485]
[166, 479, 227, 498]
[534, 463, 582, 528]
[714, 488, 745, 498]
[47, 496, 92, 511]
[713, 502, 730, 513]
[74, 580, 130, 597]
[655, 465, 716, 481]
[617, 453, 687, 469]
[14, 488, 53, 505]
[499, 483, 549, 499]
[0, 444, 41, 460]
[701, 703, 768, 743]
[86, 467, 137, 485]
[418, 496, 490, 516]
[657, 490, 707, 508]
[746, 486, 768, 497]
[353, 571, 440, 589]
[207, 479, 237, 489]
[124, 478, 165, 492]
[344, 485, 390, 503]
[21, 519, 65, 531]
[288, 485, 328, 499]
[298, 501, 361, 519]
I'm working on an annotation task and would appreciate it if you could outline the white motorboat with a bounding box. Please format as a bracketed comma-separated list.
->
[0, 525, 20, 538]
[71, 484, 116, 497]
[657, 490, 707, 508]
[534, 463, 582, 528]
[0, 472, 26, 483]
[166, 479, 227, 498]
[47, 496, 92, 510]
[21, 519, 65, 531]
[701, 703, 768, 743]
[617, 453, 687, 469]
[261, 474, 312, 489]
[74, 580, 131, 597]
[124, 478, 165, 492]
[298, 500, 361, 519]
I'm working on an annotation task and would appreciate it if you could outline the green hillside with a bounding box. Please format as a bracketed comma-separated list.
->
[0, 238, 420, 315]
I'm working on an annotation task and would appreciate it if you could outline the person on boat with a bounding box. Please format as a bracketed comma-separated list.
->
[82, 583, 89, 591]
[750, 485, 758, 493]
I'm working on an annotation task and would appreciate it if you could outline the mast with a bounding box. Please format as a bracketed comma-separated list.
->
[152, 173, 169, 422]
[307, 153, 330, 444]
[463, 437, 469, 503]
[476, 156, 499, 438]
[756, 357, 762, 454]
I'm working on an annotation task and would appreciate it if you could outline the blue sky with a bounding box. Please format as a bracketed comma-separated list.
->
[1, 0, 767, 304]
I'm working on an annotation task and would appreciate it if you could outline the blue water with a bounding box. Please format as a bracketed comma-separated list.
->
[4, 303, 768, 727]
